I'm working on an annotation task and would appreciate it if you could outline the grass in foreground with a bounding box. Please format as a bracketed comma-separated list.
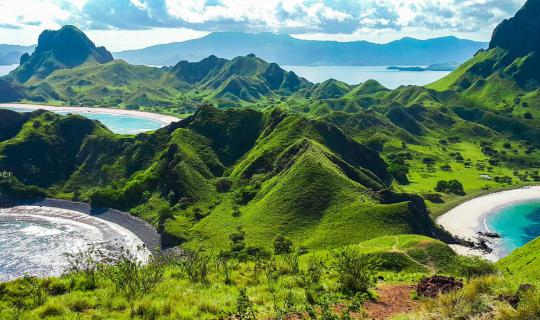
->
[0, 235, 490, 320]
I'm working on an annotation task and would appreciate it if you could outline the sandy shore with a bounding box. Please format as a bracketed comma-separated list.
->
[1, 205, 151, 261]
[0, 103, 180, 126]
[437, 185, 540, 261]
[11, 198, 162, 256]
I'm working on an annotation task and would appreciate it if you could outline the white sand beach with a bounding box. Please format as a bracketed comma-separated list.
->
[437, 186, 540, 261]
[0, 103, 180, 125]
[2, 205, 151, 260]
[0, 205, 152, 281]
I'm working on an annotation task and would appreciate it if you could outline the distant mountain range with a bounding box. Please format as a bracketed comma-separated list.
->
[114, 32, 487, 67]
[0, 44, 34, 66]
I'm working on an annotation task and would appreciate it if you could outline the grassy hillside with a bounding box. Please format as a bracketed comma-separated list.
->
[0, 234, 484, 320]
[497, 236, 540, 277]
[0, 107, 451, 251]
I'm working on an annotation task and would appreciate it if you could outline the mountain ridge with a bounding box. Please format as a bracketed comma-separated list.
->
[115, 32, 487, 66]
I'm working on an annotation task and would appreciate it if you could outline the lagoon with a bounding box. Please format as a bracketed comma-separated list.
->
[283, 65, 451, 89]
[0, 104, 178, 134]
[486, 200, 540, 257]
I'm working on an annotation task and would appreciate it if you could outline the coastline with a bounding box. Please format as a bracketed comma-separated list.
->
[0, 103, 181, 126]
[437, 185, 540, 261]
[8, 198, 162, 256]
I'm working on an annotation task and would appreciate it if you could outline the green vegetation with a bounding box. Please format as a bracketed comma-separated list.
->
[0, 235, 487, 319]
[2, 1, 540, 318]
[405, 234, 540, 319]
[497, 236, 540, 278]
[0, 106, 450, 250]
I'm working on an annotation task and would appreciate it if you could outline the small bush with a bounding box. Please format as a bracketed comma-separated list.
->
[458, 256, 497, 279]
[37, 302, 65, 318]
[236, 288, 255, 319]
[174, 250, 212, 284]
[332, 249, 378, 295]
[66, 296, 93, 312]
[273, 235, 293, 255]
[215, 178, 232, 193]
[435, 180, 465, 195]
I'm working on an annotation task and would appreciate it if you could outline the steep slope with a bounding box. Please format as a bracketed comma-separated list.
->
[428, 0, 540, 109]
[0, 78, 25, 102]
[115, 32, 486, 66]
[0, 110, 111, 188]
[497, 235, 540, 277]
[0, 106, 450, 250]
[8, 25, 113, 84]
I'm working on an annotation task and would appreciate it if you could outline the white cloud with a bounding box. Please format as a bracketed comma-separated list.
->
[0, 0, 527, 49]
[0, 0, 71, 29]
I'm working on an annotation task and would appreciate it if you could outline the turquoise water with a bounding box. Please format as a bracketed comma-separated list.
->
[486, 200, 540, 255]
[282, 65, 451, 89]
[0, 107, 164, 134]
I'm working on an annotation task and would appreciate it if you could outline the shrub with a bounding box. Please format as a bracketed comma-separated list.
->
[100, 245, 165, 315]
[173, 250, 212, 284]
[282, 251, 300, 275]
[458, 256, 497, 279]
[435, 180, 465, 195]
[37, 302, 65, 318]
[389, 163, 410, 185]
[236, 288, 255, 320]
[332, 249, 378, 295]
[273, 235, 293, 255]
[21, 275, 48, 308]
[64, 243, 103, 290]
[235, 185, 259, 205]
[215, 178, 232, 193]
[230, 230, 247, 254]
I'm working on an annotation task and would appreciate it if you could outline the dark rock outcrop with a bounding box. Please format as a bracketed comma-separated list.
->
[417, 276, 464, 298]
[489, 0, 540, 57]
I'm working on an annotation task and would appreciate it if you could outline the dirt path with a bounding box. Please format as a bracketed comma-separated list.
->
[392, 236, 436, 274]
[364, 284, 419, 319]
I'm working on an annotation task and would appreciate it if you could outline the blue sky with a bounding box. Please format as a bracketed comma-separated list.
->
[0, 0, 526, 51]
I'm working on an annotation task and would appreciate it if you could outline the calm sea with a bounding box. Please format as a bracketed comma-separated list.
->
[283, 65, 451, 89]
[486, 200, 540, 256]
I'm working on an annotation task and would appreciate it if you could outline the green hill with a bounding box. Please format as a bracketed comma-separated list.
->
[497, 236, 540, 277]
[0, 106, 451, 250]
[9, 25, 113, 84]
[428, 0, 540, 111]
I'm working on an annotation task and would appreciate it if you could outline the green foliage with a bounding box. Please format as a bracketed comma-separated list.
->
[273, 235, 293, 255]
[498, 236, 540, 277]
[332, 248, 378, 295]
[235, 288, 256, 320]
[435, 179, 465, 195]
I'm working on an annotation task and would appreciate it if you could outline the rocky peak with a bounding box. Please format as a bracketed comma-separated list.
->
[489, 0, 540, 57]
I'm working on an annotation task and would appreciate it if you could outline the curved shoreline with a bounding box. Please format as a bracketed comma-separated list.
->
[437, 185, 540, 261]
[0, 103, 181, 126]
[7, 198, 162, 256]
